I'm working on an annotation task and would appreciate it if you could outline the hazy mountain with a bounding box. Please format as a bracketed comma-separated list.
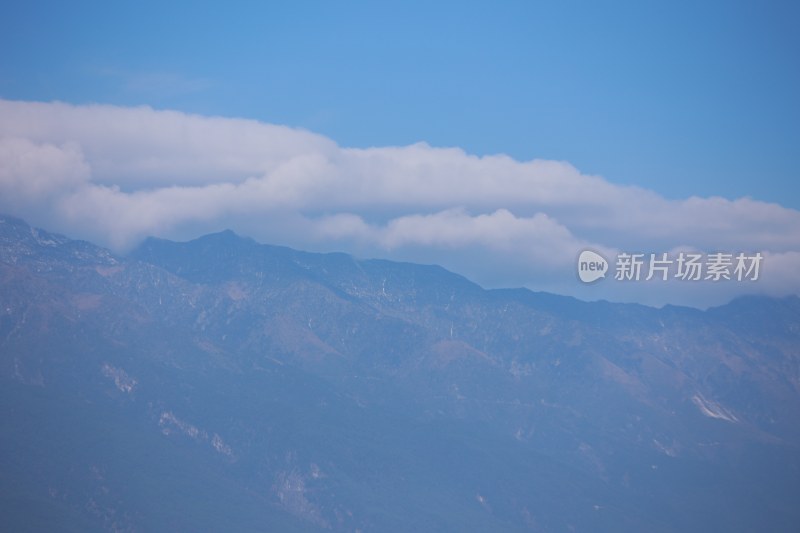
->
[1, 214, 799, 532]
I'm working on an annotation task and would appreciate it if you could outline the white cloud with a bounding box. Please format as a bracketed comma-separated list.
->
[1, 98, 798, 307]
[0, 137, 89, 204]
[0, 99, 336, 189]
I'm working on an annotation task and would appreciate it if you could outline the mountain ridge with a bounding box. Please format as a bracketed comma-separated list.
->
[2, 214, 799, 532]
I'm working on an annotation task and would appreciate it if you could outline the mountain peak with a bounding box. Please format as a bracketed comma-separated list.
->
[197, 228, 251, 244]
[3, 216, 800, 532]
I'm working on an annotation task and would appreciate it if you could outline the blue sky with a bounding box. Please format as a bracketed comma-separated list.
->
[3, 0, 798, 205]
[1, 1, 799, 307]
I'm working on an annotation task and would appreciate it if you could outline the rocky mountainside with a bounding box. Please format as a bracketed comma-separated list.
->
[1, 214, 799, 532]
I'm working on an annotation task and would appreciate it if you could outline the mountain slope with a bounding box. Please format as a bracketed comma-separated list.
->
[2, 215, 799, 532]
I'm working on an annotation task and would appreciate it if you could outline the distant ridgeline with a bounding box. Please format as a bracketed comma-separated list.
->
[1, 214, 799, 533]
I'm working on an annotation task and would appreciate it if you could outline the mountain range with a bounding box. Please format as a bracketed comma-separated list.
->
[1, 214, 799, 532]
